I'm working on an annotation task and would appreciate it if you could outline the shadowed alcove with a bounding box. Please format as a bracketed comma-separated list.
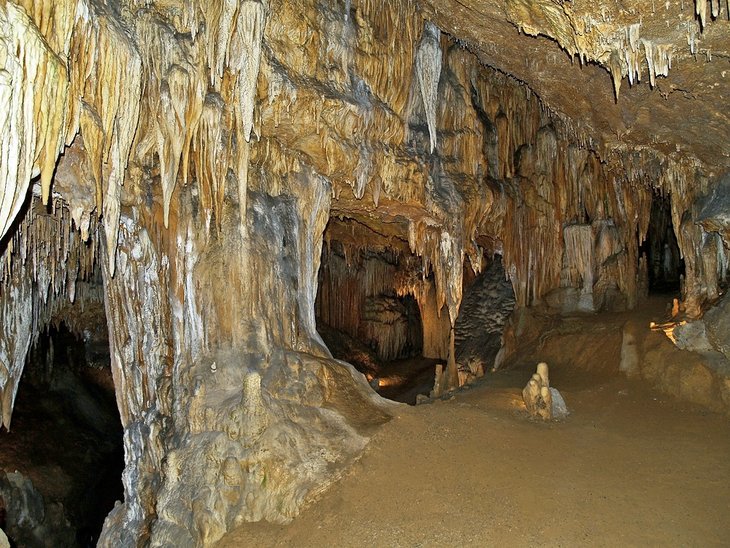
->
[640, 193, 685, 294]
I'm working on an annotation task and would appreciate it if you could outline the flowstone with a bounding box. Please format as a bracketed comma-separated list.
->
[99, 346, 396, 548]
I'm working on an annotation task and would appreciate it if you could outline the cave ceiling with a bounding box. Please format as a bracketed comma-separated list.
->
[421, 0, 730, 174]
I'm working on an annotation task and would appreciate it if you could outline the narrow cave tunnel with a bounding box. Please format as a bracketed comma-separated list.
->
[0, 317, 123, 547]
[640, 193, 685, 294]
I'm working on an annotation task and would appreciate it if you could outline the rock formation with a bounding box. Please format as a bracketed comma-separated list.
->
[0, 0, 729, 545]
[0, 471, 75, 546]
[522, 362, 568, 420]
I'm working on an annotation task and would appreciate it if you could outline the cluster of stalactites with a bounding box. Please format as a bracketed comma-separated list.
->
[0, 0, 270, 276]
[0, 196, 101, 429]
[1, 196, 99, 297]
[0, 0, 141, 276]
[317, 245, 399, 334]
[316, 243, 421, 360]
[133, 0, 267, 236]
[695, 0, 728, 29]
[585, 150, 729, 315]
[489, 118, 706, 309]
[507, 0, 718, 102]
[562, 224, 595, 294]
[604, 23, 675, 100]
[0, 3, 68, 241]
[405, 22, 713, 314]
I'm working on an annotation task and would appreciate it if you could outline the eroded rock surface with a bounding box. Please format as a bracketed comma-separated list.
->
[0, 471, 75, 547]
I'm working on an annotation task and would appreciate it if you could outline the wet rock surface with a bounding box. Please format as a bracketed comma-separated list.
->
[0, 471, 75, 547]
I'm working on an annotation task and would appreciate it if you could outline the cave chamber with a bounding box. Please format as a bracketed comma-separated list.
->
[1, 0, 730, 546]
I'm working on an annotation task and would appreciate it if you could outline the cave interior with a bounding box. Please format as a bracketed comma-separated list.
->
[0, 0, 729, 545]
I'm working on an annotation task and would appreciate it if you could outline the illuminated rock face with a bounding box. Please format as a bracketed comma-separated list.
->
[0, 0, 729, 544]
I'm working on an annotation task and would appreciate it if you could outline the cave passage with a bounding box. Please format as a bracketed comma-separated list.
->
[315, 220, 441, 404]
[315, 241, 435, 404]
[314, 216, 518, 405]
[0, 322, 123, 547]
[641, 193, 685, 294]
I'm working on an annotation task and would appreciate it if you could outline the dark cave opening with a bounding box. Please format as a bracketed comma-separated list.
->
[0, 321, 123, 547]
[640, 193, 685, 294]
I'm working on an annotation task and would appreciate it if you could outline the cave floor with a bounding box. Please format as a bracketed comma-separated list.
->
[219, 301, 730, 547]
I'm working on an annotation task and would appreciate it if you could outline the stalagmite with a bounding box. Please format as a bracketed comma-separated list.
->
[522, 362, 568, 420]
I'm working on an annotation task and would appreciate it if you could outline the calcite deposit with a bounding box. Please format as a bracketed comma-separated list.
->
[1, 0, 729, 545]
[522, 362, 568, 420]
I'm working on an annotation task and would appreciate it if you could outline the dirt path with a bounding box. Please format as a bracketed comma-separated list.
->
[218, 364, 730, 547]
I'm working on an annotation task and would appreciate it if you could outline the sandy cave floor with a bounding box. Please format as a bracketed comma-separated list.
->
[219, 309, 730, 547]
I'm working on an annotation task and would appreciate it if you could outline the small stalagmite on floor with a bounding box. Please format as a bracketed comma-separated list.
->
[522, 362, 568, 420]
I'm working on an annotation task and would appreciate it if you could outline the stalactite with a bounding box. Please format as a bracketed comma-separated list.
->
[156, 64, 205, 228]
[0, 278, 33, 430]
[603, 27, 677, 98]
[202, 0, 238, 89]
[2, 0, 728, 543]
[193, 94, 228, 231]
[696, 0, 709, 28]
[230, 0, 267, 142]
[625, 23, 642, 85]
[416, 22, 442, 153]
[0, 195, 101, 429]
[0, 2, 68, 240]
[642, 39, 674, 88]
[65, 3, 142, 275]
[227, 1, 267, 237]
